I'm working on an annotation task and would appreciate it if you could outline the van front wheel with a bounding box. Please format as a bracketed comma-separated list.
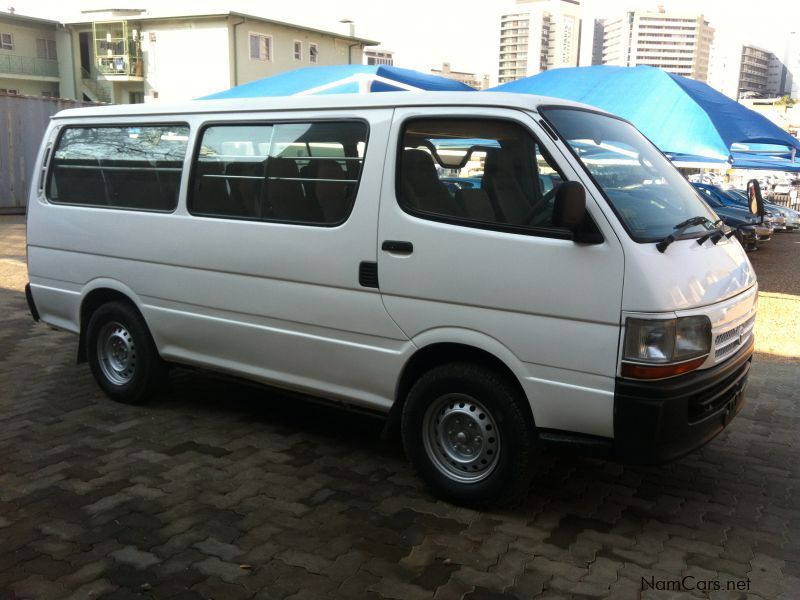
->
[401, 363, 535, 507]
[86, 301, 166, 404]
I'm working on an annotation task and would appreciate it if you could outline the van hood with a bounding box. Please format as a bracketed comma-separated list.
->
[622, 234, 756, 312]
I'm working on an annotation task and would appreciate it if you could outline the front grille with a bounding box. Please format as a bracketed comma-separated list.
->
[714, 314, 756, 360]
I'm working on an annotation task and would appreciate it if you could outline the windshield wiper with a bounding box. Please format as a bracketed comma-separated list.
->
[656, 216, 712, 253]
[696, 219, 731, 246]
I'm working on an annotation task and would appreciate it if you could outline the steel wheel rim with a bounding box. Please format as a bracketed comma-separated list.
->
[97, 321, 137, 386]
[422, 392, 501, 483]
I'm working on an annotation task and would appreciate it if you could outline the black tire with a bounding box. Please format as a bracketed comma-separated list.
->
[401, 362, 536, 507]
[85, 301, 166, 404]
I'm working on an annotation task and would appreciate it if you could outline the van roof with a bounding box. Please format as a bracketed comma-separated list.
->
[52, 92, 606, 120]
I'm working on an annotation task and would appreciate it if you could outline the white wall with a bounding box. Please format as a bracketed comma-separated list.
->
[140, 18, 231, 101]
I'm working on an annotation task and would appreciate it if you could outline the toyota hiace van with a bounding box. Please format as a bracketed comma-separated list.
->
[25, 93, 757, 505]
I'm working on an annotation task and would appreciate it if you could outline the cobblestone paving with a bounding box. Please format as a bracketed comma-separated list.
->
[1, 218, 799, 599]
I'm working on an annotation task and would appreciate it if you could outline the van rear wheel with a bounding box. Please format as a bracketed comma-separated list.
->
[401, 362, 535, 507]
[86, 301, 166, 404]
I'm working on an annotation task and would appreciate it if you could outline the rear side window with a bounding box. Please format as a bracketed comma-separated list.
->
[189, 121, 367, 226]
[397, 118, 566, 234]
[48, 124, 189, 211]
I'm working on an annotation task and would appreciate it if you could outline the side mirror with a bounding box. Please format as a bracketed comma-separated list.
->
[747, 179, 765, 219]
[553, 181, 587, 232]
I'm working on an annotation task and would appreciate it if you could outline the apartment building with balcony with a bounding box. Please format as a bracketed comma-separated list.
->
[0, 8, 378, 104]
[63, 9, 377, 104]
[497, 0, 581, 84]
[601, 9, 714, 82]
[0, 11, 72, 98]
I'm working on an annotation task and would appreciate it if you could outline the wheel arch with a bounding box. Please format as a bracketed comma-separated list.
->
[384, 338, 533, 441]
[77, 281, 147, 363]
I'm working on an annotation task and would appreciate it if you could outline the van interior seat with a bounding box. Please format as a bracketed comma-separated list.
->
[455, 188, 498, 221]
[483, 149, 533, 225]
[401, 149, 463, 217]
[52, 159, 106, 206]
[192, 159, 247, 217]
[111, 160, 170, 210]
[313, 159, 353, 223]
[224, 159, 264, 218]
[267, 157, 324, 223]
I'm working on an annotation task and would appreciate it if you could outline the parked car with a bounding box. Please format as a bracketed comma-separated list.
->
[727, 188, 800, 231]
[26, 93, 757, 506]
[691, 183, 773, 250]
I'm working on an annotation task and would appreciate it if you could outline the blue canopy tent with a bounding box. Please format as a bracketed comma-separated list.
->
[201, 65, 475, 99]
[488, 65, 800, 169]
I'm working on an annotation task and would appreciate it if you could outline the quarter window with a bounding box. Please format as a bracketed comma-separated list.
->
[47, 125, 190, 211]
[397, 118, 567, 233]
[190, 121, 367, 225]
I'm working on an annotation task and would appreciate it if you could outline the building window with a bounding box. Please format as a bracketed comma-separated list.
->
[293, 40, 302, 60]
[249, 33, 272, 61]
[0, 32, 13, 50]
[36, 38, 58, 60]
[309, 43, 318, 63]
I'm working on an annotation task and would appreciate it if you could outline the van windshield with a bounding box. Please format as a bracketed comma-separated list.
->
[540, 108, 717, 242]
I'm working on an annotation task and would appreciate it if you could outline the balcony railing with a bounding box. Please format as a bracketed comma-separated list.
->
[96, 55, 143, 77]
[0, 54, 59, 77]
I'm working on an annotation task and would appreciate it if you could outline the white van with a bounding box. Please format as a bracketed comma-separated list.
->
[25, 93, 757, 506]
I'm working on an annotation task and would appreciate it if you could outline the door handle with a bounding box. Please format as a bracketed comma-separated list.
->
[381, 240, 414, 254]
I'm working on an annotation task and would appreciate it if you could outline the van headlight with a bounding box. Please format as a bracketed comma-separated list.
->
[622, 316, 710, 379]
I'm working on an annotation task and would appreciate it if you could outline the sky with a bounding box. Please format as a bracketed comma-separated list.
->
[10, 0, 800, 81]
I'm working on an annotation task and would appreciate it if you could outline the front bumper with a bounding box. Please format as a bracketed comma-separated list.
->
[613, 337, 753, 463]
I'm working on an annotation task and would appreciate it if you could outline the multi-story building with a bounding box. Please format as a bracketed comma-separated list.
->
[364, 48, 394, 66]
[65, 9, 378, 104]
[0, 10, 71, 98]
[1, 8, 378, 103]
[709, 36, 790, 100]
[602, 9, 714, 81]
[737, 45, 772, 98]
[577, 18, 604, 67]
[430, 62, 489, 90]
[497, 0, 581, 84]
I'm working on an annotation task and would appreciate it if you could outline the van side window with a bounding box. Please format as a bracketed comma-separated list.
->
[189, 121, 367, 225]
[47, 125, 189, 211]
[397, 118, 567, 233]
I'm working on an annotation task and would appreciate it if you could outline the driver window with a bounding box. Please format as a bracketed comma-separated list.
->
[397, 118, 565, 231]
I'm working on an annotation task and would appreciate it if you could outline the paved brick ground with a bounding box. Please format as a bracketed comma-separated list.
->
[1, 217, 799, 599]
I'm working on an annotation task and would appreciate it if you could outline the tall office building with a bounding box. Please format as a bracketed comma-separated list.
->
[601, 9, 714, 81]
[497, 0, 581, 84]
[737, 45, 773, 98]
[709, 34, 791, 100]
